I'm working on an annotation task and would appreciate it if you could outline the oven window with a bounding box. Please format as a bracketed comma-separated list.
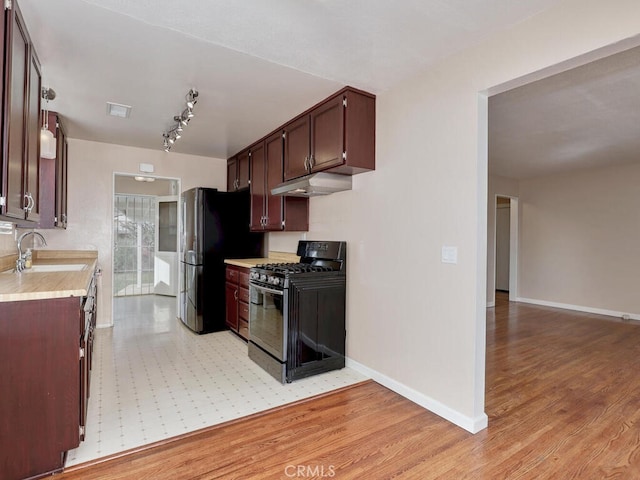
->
[249, 287, 285, 360]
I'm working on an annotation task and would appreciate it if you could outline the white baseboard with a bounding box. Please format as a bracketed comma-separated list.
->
[516, 297, 640, 321]
[346, 358, 488, 434]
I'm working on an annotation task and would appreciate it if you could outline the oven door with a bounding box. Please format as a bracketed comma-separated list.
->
[249, 282, 286, 362]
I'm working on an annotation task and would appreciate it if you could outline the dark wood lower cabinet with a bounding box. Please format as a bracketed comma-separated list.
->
[225, 265, 250, 340]
[0, 276, 97, 480]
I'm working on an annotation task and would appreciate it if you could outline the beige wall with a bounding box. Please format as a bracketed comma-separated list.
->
[0, 223, 16, 256]
[306, 0, 640, 431]
[36, 139, 226, 327]
[518, 162, 640, 317]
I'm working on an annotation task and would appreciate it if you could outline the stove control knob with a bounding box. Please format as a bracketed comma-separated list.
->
[250, 271, 258, 280]
[260, 274, 267, 282]
[272, 277, 280, 286]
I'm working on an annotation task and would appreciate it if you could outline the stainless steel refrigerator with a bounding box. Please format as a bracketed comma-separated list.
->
[179, 187, 264, 334]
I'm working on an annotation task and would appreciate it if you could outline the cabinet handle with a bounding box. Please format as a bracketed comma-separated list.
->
[24, 193, 34, 213]
[304, 155, 309, 172]
[309, 155, 315, 169]
[234, 289, 238, 300]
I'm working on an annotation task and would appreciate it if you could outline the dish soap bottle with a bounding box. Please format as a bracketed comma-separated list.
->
[25, 248, 32, 269]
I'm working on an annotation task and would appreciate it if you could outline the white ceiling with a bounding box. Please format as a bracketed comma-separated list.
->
[18, 0, 564, 160]
[489, 46, 640, 179]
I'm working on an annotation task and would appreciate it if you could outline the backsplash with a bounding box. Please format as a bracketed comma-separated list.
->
[0, 223, 16, 256]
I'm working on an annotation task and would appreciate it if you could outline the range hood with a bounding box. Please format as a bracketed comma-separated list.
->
[271, 172, 352, 197]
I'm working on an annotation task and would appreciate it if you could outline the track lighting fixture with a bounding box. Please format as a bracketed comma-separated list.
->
[162, 88, 198, 152]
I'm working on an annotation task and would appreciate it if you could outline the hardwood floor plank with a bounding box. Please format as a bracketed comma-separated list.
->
[56, 293, 640, 479]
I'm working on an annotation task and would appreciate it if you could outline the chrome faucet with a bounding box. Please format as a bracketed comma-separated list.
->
[16, 231, 47, 272]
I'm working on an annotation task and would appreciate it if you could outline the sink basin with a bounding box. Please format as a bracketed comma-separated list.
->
[29, 263, 87, 272]
[25, 263, 88, 273]
[1, 263, 89, 274]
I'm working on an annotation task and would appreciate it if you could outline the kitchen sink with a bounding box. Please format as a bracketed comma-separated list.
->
[28, 263, 88, 272]
[1, 263, 89, 273]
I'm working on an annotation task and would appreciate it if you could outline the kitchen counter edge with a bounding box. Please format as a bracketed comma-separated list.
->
[224, 251, 300, 269]
[0, 250, 98, 302]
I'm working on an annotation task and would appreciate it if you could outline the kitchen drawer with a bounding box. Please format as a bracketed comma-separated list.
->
[238, 286, 250, 303]
[239, 300, 250, 321]
[239, 270, 250, 287]
[238, 318, 249, 340]
[225, 266, 239, 283]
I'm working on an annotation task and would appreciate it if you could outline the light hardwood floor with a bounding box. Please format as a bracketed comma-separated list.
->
[58, 293, 640, 479]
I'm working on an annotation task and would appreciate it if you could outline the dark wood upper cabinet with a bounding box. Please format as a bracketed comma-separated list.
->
[25, 47, 41, 222]
[310, 94, 344, 173]
[237, 149, 250, 190]
[283, 115, 310, 181]
[226, 156, 237, 191]
[1, 0, 44, 223]
[283, 87, 375, 181]
[229, 86, 373, 232]
[249, 132, 308, 232]
[2, 2, 29, 219]
[227, 149, 250, 191]
[249, 141, 267, 230]
[55, 117, 68, 228]
[263, 134, 283, 230]
[38, 111, 68, 229]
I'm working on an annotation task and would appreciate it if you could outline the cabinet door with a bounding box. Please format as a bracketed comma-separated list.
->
[226, 157, 237, 191]
[283, 115, 310, 181]
[310, 94, 344, 173]
[25, 48, 41, 221]
[265, 132, 284, 230]
[225, 282, 238, 331]
[3, 5, 30, 219]
[249, 142, 266, 231]
[55, 122, 68, 228]
[237, 149, 250, 190]
[79, 324, 89, 441]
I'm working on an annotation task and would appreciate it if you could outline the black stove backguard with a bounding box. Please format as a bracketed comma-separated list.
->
[297, 240, 346, 272]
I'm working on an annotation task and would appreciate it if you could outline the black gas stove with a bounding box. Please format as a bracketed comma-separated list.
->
[248, 240, 347, 383]
[249, 241, 346, 290]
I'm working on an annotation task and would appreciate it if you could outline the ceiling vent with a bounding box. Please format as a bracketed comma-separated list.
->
[106, 102, 132, 118]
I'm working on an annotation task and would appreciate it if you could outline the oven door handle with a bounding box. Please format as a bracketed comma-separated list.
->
[250, 283, 284, 296]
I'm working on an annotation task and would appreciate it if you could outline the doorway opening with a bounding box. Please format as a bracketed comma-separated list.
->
[113, 194, 156, 296]
[112, 174, 180, 299]
[493, 195, 518, 303]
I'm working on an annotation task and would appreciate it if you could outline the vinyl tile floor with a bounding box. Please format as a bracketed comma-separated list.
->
[65, 295, 367, 467]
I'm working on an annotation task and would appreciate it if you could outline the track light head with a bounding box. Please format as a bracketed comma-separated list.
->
[186, 89, 198, 109]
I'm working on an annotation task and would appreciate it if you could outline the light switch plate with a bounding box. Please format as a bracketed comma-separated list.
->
[441, 246, 458, 264]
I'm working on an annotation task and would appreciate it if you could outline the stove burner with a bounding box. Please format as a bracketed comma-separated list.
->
[255, 262, 335, 274]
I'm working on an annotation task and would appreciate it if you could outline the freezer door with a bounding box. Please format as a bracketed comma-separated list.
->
[181, 262, 204, 333]
[182, 188, 203, 265]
